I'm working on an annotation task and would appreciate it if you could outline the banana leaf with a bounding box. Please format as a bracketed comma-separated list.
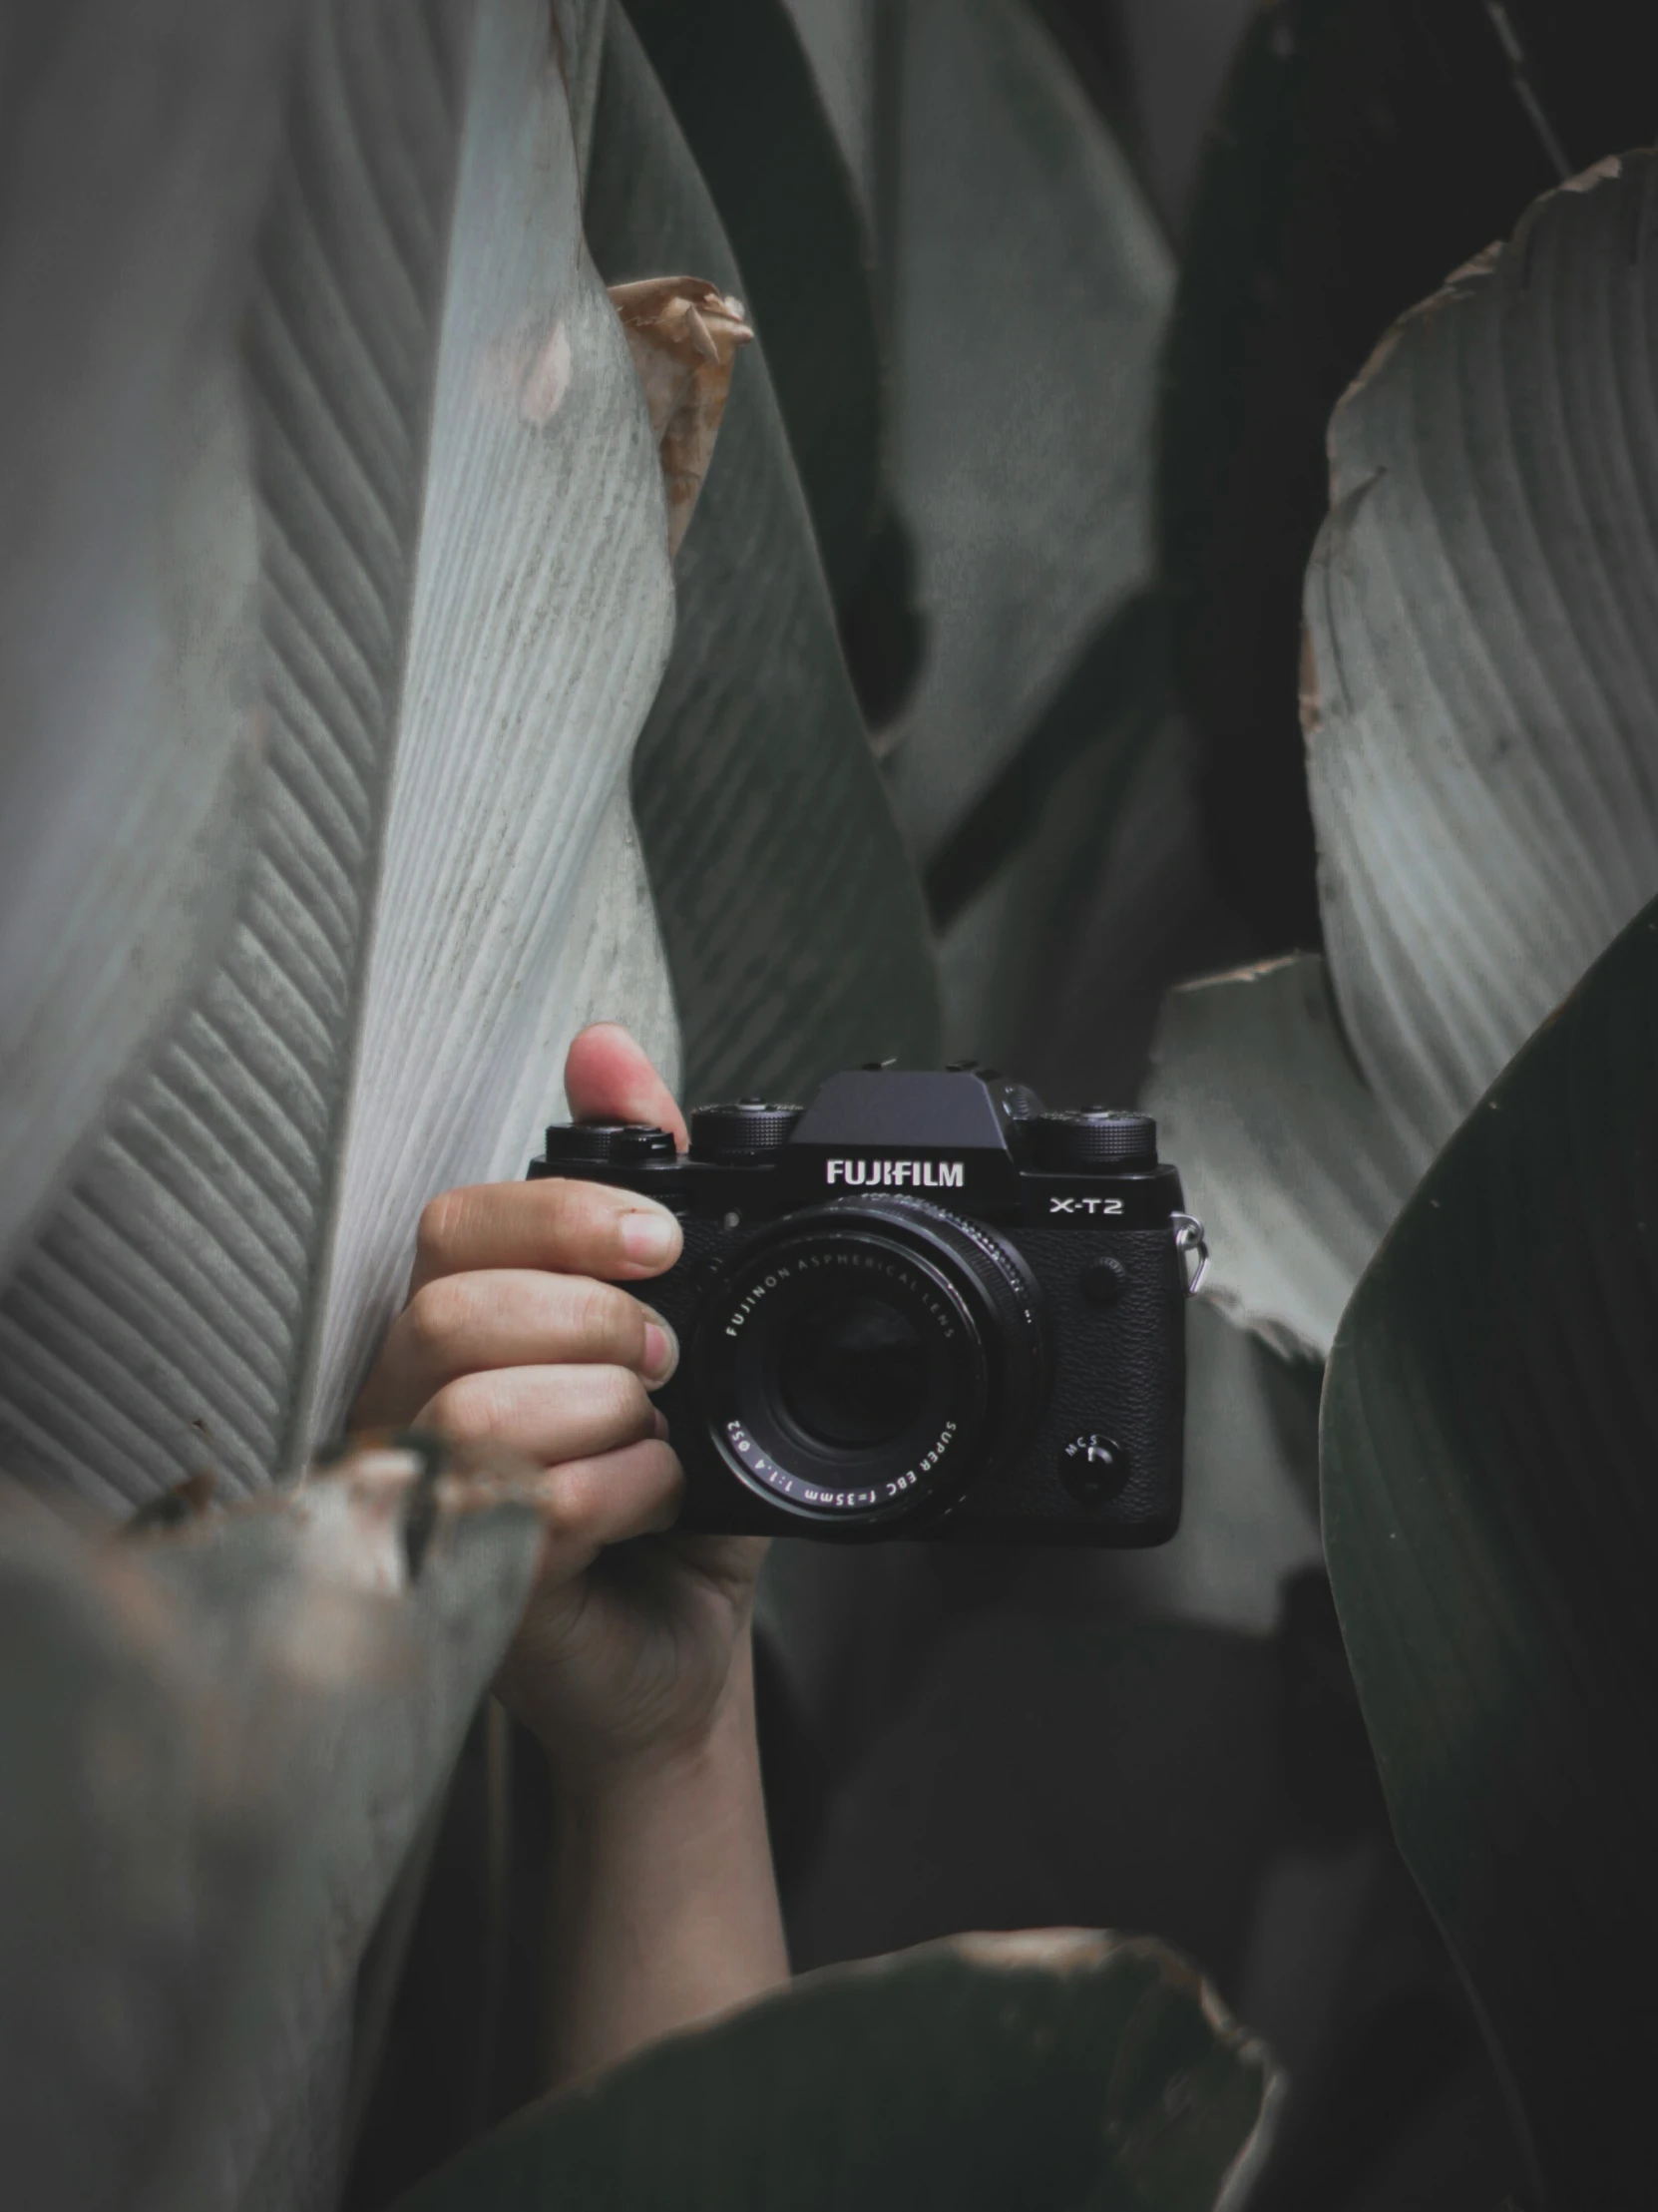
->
[1321, 887, 1658, 2211]
[623, 0, 882, 605]
[0, 0, 680, 1508]
[586, 5, 940, 1101]
[395, 1930, 1280, 2212]
[0, 0, 303, 1275]
[1159, 0, 1658, 948]
[1148, 151, 1658, 1357]
[881, 0, 1172, 871]
[0, 1444, 541, 2212]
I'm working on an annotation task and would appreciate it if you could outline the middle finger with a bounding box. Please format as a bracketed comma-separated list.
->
[418, 1362, 662, 1467]
[377, 1269, 676, 1415]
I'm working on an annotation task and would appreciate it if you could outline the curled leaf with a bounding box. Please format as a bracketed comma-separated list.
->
[392, 1927, 1279, 2212]
[1150, 151, 1658, 1356]
[609, 276, 754, 557]
[0, 1434, 542, 2212]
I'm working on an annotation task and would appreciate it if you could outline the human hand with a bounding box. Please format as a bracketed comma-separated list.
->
[352, 1022, 769, 1785]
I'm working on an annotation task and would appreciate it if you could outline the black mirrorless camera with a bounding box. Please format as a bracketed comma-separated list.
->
[529, 1067, 1206, 1546]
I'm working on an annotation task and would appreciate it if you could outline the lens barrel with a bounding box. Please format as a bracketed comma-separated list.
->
[692, 1195, 1047, 1528]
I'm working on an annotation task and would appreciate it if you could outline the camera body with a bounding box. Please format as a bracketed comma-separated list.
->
[529, 1067, 1204, 1547]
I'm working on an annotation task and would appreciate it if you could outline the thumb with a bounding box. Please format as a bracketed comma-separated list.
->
[565, 1023, 689, 1150]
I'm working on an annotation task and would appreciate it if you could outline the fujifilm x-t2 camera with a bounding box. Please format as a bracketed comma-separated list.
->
[529, 1067, 1207, 1546]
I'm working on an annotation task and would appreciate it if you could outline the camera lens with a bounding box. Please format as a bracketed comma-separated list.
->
[691, 1195, 1048, 1529]
[778, 1291, 929, 1449]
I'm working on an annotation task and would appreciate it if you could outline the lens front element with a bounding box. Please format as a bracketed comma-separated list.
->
[693, 1196, 1047, 1529]
[778, 1290, 930, 1450]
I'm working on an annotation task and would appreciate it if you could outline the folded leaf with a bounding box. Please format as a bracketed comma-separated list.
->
[394, 1930, 1279, 2212]
[0, 1441, 541, 2212]
[1306, 156, 1658, 1161]
[0, 0, 679, 1506]
[586, 6, 940, 1100]
[1159, 0, 1658, 947]
[1150, 152, 1658, 1354]
[1322, 891, 1658, 2210]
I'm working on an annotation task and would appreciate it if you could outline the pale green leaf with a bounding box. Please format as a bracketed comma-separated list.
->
[0, 0, 677, 1506]
[0, 0, 304, 1276]
[0, 1444, 541, 2212]
[1150, 154, 1658, 1354]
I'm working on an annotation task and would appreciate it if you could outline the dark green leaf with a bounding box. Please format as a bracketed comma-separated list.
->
[929, 591, 1183, 1088]
[395, 1930, 1279, 2212]
[1322, 893, 1658, 2210]
[925, 592, 1170, 932]
[1159, 0, 1658, 949]
[587, 7, 939, 1099]
[622, 0, 882, 606]
[882, 0, 1172, 870]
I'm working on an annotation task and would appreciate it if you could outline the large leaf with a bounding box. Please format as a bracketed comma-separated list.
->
[586, 5, 940, 1101]
[1159, 0, 1658, 948]
[623, 0, 882, 605]
[312, 0, 677, 1438]
[1149, 955, 1423, 1360]
[395, 1930, 1279, 2211]
[0, 0, 303, 1275]
[1147, 152, 1658, 1356]
[0, 1441, 541, 2212]
[777, 0, 875, 217]
[1320, 890, 1658, 2211]
[0, 0, 679, 1506]
[881, 0, 1173, 870]
[1036, 0, 1257, 236]
[925, 597, 1239, 1100]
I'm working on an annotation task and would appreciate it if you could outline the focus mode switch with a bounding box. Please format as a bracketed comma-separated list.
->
[1060, 1433, 1129, 1506]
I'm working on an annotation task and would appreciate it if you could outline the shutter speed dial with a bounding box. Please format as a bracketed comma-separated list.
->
[1031, 1109, 1157, 1170]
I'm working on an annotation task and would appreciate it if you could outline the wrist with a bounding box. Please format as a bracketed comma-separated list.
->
[545, 1634, 760, 1820]
[539, 1632, 788, 2086]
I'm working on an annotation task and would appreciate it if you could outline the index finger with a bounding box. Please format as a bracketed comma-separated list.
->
[410, 1175, 682, 1292]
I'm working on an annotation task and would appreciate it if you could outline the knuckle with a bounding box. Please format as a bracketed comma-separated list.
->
[415, 1186, 470, 1273]
[573, 1277, 638, 1356]
[422, 1372, 505, 1447]
[595, 1364, 653, 1436]
[537, 1175, 590, 1240]
[403, 1274, 475, 1359]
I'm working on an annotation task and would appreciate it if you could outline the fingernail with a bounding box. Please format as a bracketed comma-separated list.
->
[652, 1407, 671, 1441]
[641, 1319, 679, 1387]
[620, 1208, 678, 1267]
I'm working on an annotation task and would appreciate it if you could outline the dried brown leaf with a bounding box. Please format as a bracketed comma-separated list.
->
[609, 275, 753, 558]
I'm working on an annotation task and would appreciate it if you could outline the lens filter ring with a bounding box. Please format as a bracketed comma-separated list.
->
[691, 1196, 1047, 1529]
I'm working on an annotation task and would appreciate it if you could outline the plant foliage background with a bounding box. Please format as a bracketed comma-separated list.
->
[4, 1, 1658, 2208]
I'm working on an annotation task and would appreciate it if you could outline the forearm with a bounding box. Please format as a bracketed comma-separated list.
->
[540, 1639, 789, 2089]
